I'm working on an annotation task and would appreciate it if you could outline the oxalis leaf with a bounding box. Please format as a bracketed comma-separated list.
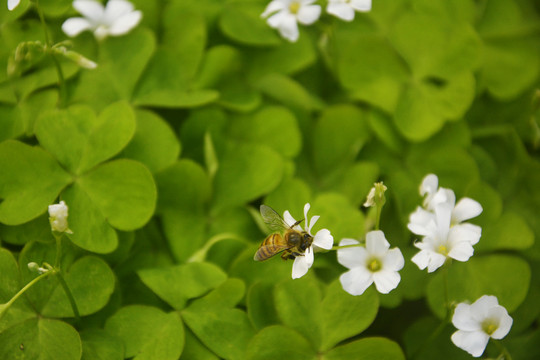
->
[0, 140, 71, 225]
[138, 262, 227, 310]
[65, 159, 156, 253]
[182, 280, 254, 360]
[427, 254, 531, 319]
[0, 318, 81, 360]
[105, 305, 184, 360]
[35, 101, 136, 175]
[41, 256, 115, 318]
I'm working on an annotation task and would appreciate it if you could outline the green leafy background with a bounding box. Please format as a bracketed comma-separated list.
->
[0, 0, 539, 359]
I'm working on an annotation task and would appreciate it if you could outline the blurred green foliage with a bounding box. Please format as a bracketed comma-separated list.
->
[0, 0, 539, 359]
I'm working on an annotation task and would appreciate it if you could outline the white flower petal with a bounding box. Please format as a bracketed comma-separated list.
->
[261, 0, 286, 18]
[326, 3, 355, 21]
[366, 230, 389, 256]
[452, 303, 482, 332]
[62, 18, 94, 37]
[292, 249, 313, 279]
[372, 269, 400, 294]
[8, 0, 20, 11]
[420, 174, 438, 197]
[339, 267, 373, 296]
[451, 330, 490, 357]
[108, 10, 142, 35]
[313, 229, 333, 250]
[426, 254, 446, 272]
[307, 215, 319, 233]
[408, 206, 435, 229]
[303, 202, 311, 222]
[296, 4, 321, 25]
[447, 240, 474, 262]
[449, 224, 481, 247]
[384, 248, 405, 271]
[434, 202, 453, 237]
[104, 0, 135, 22]
[489, 307, 513, 339]
[411, 250, 430, 270]
[453, 197, 483, 223]
[428, 188, 456, 210]
[470, 295, 499, 321]
[74, 0, 104, 22]
[337, 239, 365, 269]
[351, 0, 371, 12]
[283, 210, 298, 228]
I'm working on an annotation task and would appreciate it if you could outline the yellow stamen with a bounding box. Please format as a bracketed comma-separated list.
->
[367, 258, 381, 272]
[482, 320, 498, 336]
[289, 2, 300, 14]
[437, 245, 448, 256]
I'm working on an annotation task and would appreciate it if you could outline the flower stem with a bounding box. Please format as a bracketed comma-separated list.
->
[375, 205, 382, 231]
[188, 233, 243, 262]
[442, 263, 451, 317]
[54, 233, 62, 269]
[56, 272, 80, 321]
[34, 0, 66, 107]
[0, 272, 51, 320]
[331, 243, 363, 251]
[493, 340, 513, 360]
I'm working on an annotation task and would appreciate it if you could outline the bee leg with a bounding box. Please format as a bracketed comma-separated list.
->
[291, 251, 303, 257]
[281, 251, 291, 260]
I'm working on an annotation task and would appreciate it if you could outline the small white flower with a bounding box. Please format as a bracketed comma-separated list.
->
[326, 0, 371, 22]
[283, 203, 333, 279]
[7, 0, 20, 11]
[337, 231, 404, 295]
[410, 203, 481, 272]
[48, 200, 73, 234]
[62, 0, 142, 41]
[261, 0, 321, 42]
[451, 295, 513, 357]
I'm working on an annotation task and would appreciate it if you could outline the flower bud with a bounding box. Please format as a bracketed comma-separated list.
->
[48, 201, 73, 234]
[364, 182, 387, 208]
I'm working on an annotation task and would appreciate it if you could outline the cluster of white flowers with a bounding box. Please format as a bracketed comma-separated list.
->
[408, 174, 483, 273]
[261, 0, 372, 42]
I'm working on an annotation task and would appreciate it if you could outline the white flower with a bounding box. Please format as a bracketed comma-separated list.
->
[62, 0, 142, 41]
[283, 203, 333, 279]
[48, 200, 73, 234]
[261, 0, 321, 42]
[337, 231, 404, 295]
[8, 0, 20, 11]
[451, 295, 513, 357]
[326, 0, 371, 21]
[417, 174, 483, 222]
[410, 203, 481, 272]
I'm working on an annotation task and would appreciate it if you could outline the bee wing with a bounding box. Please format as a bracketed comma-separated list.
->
[260, 204, 290, 232]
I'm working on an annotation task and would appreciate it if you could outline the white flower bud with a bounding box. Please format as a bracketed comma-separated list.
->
[48, 201, 73, 234]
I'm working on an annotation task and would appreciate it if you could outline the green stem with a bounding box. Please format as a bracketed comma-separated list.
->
[410, 317, 450, 359]
[493, 340, 513, 360]
[330, 243, 363, 251]
[35, 0, 66, 107]
[442, 263, 451, 317]
[54, 233, 62, 269]
[56, 272, 80, 321]
[188, 233, 243, 262]
[0, 272, 51, 320]
[374, 205, 382, 231]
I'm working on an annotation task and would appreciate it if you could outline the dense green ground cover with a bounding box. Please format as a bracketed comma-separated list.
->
[0, 0, 539, 359]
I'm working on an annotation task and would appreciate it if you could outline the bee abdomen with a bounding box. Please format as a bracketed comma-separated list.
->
[254, 234, 285, 261]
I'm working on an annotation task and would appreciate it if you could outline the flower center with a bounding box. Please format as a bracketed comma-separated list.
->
[482, 319, 498, 336]
[437, 244, 448, 256]
[367, 257, 382, 272]
[289, 2, 300, 14]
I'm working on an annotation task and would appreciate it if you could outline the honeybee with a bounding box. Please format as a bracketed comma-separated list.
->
[254, 205, 313, 261]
